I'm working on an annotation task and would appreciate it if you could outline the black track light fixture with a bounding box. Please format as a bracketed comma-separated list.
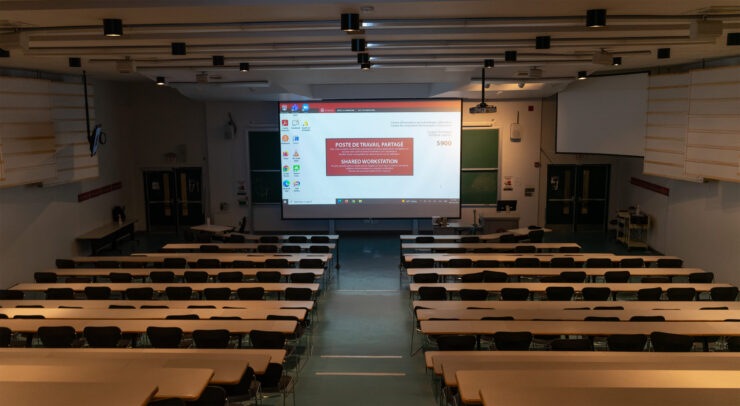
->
[577, 71, 588, 80]
[357, 53, 370, 64]
[657, 48, 671, 59]
[351, 38, 366, 52]
[156, 76, 166, 86]
[171, 42, 186, 55]
[535, 36, 551, 49]
[505, 51, 517, 62]
[68, 57, 81, 68]
[612, 57, 622, 66]
[484, 59, 494, 69]
[103, 18, 123, 36]
[212, 55, 225, 66]
[361, 62, 371, 71]
[586, 9, 607, 27]
[239, 62, 250, 72]
[728, 33, 740, 45]
[341, 13, 361, 32]
[0, 48, 9, 58]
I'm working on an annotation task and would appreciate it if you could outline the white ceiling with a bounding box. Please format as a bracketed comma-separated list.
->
[1, 0, 739, 101]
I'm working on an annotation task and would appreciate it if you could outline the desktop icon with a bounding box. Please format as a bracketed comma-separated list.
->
[293, 136, 300, 142]
[302, 104, 310, 112]
[293, 151, 300, 158]
[337, 199, 342, 204]
[283, 165, 289, 172]
[282, 151, 289, 158]
[281, 120, 289, 127]
[359, 200, 363, 203]
[351, 200, 356, 203]
[291, 104, 299, 112]
[292, 120, 299, 126]
[281, 105, 288, 112]
[282, 180, 290, 187]
[344, 200, 349, 203]
[293, 165, 300, 172]
[281, 134, 289, 142]
[293, 180, 301, 187]
[302, 121, 309, 127]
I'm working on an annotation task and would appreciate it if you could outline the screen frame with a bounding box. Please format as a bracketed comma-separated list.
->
[278, 97, 463, 220]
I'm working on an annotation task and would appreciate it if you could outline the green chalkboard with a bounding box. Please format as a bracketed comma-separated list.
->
[461, 171, 498, 204]
[248, 131, 281, 203]
[462, 129, 499, 169]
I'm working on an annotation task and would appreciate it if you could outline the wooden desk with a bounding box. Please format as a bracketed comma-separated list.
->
[0, 364, 212, 400]
[162, 242, 335, 252]
[459, 369, 740, 405]
[0, 318, 297, 334]
[405, 267, 703, 277]
[409, 282, 729, 293]
[403, 253, 681, 264]
[420, 319, 740, 337]
[415, 308, 740, 322]
[0, 381, 157, 406]
[481, 386, 740, 406]
[12, 282, 320, 293]
[401, 242, 581, 252]
[0, 307, 306, 321]
[413, 300, 740, 311]
[191, 224, 234, 233]
[51, 267, 325, 278]
[228, 233, 339, 242]
[72, 253, 331, 264]
[400, 228, 552, 242]
[0, 299, 314, 310]
[77, 219, 137, 255]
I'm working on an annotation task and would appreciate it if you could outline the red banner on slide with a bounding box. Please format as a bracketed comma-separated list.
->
[326, 138, 414, 176]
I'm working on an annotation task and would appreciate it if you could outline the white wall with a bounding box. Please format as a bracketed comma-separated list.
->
[620, 160, 740, 286]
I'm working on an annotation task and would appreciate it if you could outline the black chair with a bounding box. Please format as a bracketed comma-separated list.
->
[418, 287, 447, 301]
[550, 257, 575, 268]
[84, 326, 121, 348]
[413, 273, 439, 283]
[299, 259, 324, 269]
[460, 236, 480, 243]
[415, 236, 435, 243]
[95, 261, 120, 269]
[217, 271, 243, 282]
[259, 236, 279, 243]
[150, 271, 175, 283]
[666, 288, 696, 301]
[499, 234, 517, 243]
[45, 288, 74, 300]
[727, 337, 740, 352]
[594, 306, 624, 310]
[199, 245, 220, 253]
[188, 306, 215, 309]
[545, 286, 574, 301]
[604, 271, 630, 283]
[226, 234, 246, 243]
[637, 287, 662, 301]
[125, 287, 154, 300]
[0, 290, 23, 300]
[700, 306, 729, 310]
[630, 315, 665, 322]
[165, 286, 193, 300]
[560, 271, 587, 283]
[167, 314, 199, 320]
[0, 327, 11, 347]
[142, 305, 169, 309]
[436, 335, 477, 350]
[710, 287, 739, 301]
[607, 334, 648, 351]
[232, 260, 256, 269]
[559, 246, 581, 253]
[514, 258, 540, 268]
[620, 258, 644, 268]
[514, 245, 536, 253]
[193, 329, 231, 348]
[492, 331, 532, 350]
[650, 332, 694, 352]
[257, 245, 278, 253]
[237, 287, 265, 300]
[461, 272, 484, 283]
[459, 289, 488, 301]
[109, 305, 135, 309]
[281, 245, 301, 253]
[288, 236, 308, 243]
[109, 272, 133, 283]
[483, 270, 508, 282]
[448, 259, 473, 268]
[527, 230, 544, 243]
[38, 326, 77, 347]
[204, 288, 231, 300]
[642, 276, 671, 283]
[14, 315, 44, 318]
[584, 316, 620, 321]
[290, 273, 315, 283]
[195, 259, 221, 269]
[55, 259, 75, 269]
[163, 258, 187, 268]
[250, 330, 286, 349]
[407, 258, 435, 268]
[309, 245, 330, 253]
[688, 272, 714, 283]
[657, 258, 683, 268]
[184, 271, 209, 283]
[582, 287, 611, 301]
[256, 271, 282, 283]
[285, 288, 312, 301]
[147, 326, 183, 348]
[34, 272, 57, 283]
[585, 258, 612, 268]
[476, 260, 500, 268]
[311, 236, 330, 243]
[501, 288, 529, 301]
[264, 259, 290, 268]
[550, 338, 593, 351]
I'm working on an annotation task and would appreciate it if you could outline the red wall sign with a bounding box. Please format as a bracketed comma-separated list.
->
[78, 182, 122, 202]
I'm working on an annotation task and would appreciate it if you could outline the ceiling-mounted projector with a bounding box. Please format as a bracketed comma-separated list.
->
[470, 65, 497, 114]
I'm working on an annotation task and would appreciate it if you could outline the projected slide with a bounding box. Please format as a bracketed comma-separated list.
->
[279, 99, 461, 219]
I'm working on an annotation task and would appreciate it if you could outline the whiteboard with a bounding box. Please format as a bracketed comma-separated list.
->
[556, 73, 648, 157]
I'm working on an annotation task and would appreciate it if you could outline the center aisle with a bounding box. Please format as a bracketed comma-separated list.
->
[295, 235, 435, 405]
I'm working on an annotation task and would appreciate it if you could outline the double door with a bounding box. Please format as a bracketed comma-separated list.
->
[143, 167, 204, 232]
[546, 164, 610, 231]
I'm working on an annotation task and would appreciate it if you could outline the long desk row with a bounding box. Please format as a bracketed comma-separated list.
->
[0, 307, 307, 320]
[401, 228, 552, 242]
[406, 267, 704, 277]
[412, 300, 740, 311]
[403, 253, 681, 265]
[12, 282, 320, 293]
[402, 242, 581, 252]
[72, 253, 332, 264]
[162, 242, 336, 251]
[0, 299, 315, 309]
[48, 267, 324, 278]
[415, 308, 740, 321]
[409, 282, 730, 293]
[0, 318, 297, 334]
